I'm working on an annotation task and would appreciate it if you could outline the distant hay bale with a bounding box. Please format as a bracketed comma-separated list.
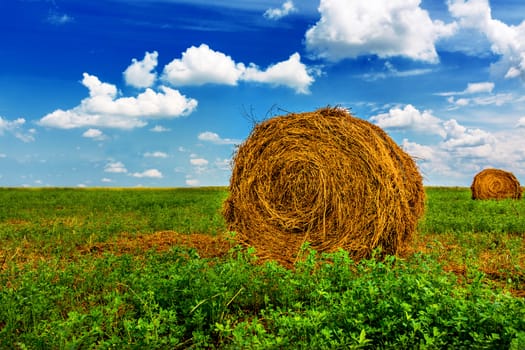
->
[471, 168, 522, 200]
[222, 107, 425, 266]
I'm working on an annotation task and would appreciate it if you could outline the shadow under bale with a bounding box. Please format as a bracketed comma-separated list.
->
[223, 107, 425, 267]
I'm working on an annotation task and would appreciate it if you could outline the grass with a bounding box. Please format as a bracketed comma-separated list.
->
[414, 187, 525, 295]
[0, 187, 227, 259]
[0, 186, 524, 349]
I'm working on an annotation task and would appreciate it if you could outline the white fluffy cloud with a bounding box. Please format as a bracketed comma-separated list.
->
[375, 103, 525, 184]
[441, 119, 496, 149]
[198, 131, 240, 145]
[123, 51, 158, 88]
[448, 0, 525, 80]
[403, 139, 471, 182]
[406, 127, 525, 184]
[162, 44, 314, 94]
[264, 1, 296, 20]
[131, 169, 163, 178]
[163, 44, 244, 86]
[190, 158, 209, 166]
[402, 139, 436, 161]
[39, 73, 198, 129]
[84, 73, 116, 97]
[372, 104, 497, 150]
[104, 161, 127, 173]
[370, 104, 445, 137]
[0, 117, 24, 134]
[305, 0, 457, 62]
[82, 128, 105, 140]
[464, 82, 494, 94]
[242, 53, 314, 94]
[402, 138, 459, 180]
[0, 117, 35, 142]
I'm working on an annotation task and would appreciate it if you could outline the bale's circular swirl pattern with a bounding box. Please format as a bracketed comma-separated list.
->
[223, 107, 425, 266]
[471, 168, 522, 200]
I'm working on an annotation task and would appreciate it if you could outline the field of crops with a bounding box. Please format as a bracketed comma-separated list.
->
[1, 187, 524, 348]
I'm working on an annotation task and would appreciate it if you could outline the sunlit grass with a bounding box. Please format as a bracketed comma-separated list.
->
[1, 187, 524, 348]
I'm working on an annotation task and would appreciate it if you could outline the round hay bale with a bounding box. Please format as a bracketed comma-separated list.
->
[223, 107, 425, 267]
[470, 168, 522, 200]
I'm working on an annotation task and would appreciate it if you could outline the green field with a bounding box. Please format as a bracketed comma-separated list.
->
[1, 187, 524, 349]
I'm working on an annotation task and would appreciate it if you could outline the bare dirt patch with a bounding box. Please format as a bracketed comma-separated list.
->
[403, 232, 525, 297]
[80, 231, 235, 259]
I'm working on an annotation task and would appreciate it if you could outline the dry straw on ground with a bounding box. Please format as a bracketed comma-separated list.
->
[223, 107, 425, 267]
[471, 168, 522, 200]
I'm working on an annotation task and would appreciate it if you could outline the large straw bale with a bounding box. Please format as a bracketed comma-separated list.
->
[471, 168, 522, 200]
[223, 107, 425, 266]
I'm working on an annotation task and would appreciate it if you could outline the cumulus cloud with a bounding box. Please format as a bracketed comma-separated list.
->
[131, 169, 163, 178]
[0, 117, 35, 142]
[264, 0, 296, 20]
[370, 104, 445, 137]
[84, 73, 117, 97]
[402, 138, 458, 179]
[162, 44, 314, 94]
[305, 0, 457, 62]
[123, 51, 158, 88]
[442, 119, 496, 149]
[190, 157, 209, 175]
[104, 161, 127, 173]
[198, 131, 240, 145]
[382, 104, 525, 184]
[402, 139, 436, 160]
[448, 0, 525, 80]
[464, 82, 494, 94]
[82, 128, 105, 140]
[0, 117, 23, 133]
[39, 73, 197, 129]
[190, 158, 209, 166]
[242, 53, 314, 94]
[371, 104, 522, 184]
[402, 139, 468, 182]
[374, 106, 495, 150]
[163, 44, 244, 86]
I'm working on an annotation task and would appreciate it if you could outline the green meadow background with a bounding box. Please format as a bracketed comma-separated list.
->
[1, 187, 524, 349]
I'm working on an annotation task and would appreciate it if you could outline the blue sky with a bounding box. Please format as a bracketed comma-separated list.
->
[1, 0, 524, 187]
